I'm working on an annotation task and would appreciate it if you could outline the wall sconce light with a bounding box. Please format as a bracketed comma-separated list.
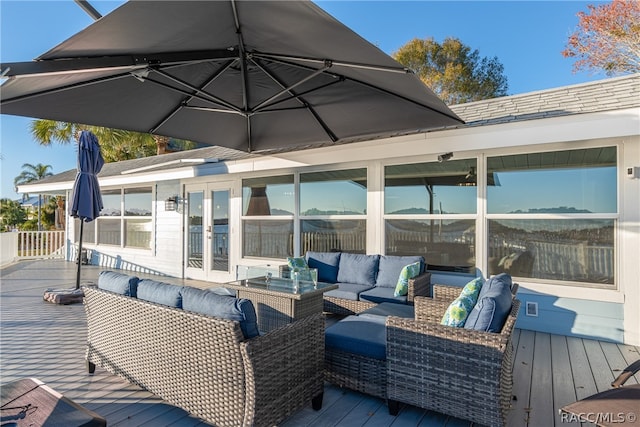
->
[165, 196, 179, 211]
[437, 152, 453, 162]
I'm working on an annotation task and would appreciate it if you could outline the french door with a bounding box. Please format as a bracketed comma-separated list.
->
[184, 182, 234, 282]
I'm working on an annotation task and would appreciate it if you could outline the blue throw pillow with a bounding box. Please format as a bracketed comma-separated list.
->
[464, 273, 513, 332]
[306, 251, 341, 283]
[393, 262, 421, 297]
[137, 279, 184, 308]
[97, 271, 139, 297]
[337, 253, 380, 286]
[181, 287, 259, 339]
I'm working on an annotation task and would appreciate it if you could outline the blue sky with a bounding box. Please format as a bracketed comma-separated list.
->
[1, 0, 608, 200]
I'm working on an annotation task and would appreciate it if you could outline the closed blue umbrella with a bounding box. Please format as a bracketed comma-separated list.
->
[70, 130, 104, 289]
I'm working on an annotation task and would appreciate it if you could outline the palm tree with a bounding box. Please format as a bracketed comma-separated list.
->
[14, 163, 54, 230]
[30, 120, 195, 162]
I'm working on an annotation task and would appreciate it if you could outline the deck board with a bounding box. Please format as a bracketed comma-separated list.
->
[2, 259, 638, 427]
[550, 334, 580, 427]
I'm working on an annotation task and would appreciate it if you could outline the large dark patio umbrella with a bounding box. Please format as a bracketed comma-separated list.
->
[70, 130, 104, 289]
[0, 1, 462, 153]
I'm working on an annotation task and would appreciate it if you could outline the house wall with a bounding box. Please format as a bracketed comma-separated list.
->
[66, 107, 639, 345]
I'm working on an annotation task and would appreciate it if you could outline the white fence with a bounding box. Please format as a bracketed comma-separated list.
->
[15, 231, 66, 260]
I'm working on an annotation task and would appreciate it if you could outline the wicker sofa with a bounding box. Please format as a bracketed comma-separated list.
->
[324, 275, 520, 427]
[281, 251, 431, 315]
[84, 271, 324, 427]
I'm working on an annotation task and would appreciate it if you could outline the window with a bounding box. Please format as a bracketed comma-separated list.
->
[487, 147, 616, 286]
[242, 175, 294, 258]
[76, 186, 153, 249]
[300, 168, 367, 254]
[384, 159, 477, 273]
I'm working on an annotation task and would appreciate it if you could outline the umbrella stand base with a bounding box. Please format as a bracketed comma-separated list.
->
[43, 288, 86, 305]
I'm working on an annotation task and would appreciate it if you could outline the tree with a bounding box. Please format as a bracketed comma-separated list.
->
[0, 199, 27, 231]
[30, 120, 195, 162]
[562, 0, 640, 75]
[14, 163, 53, 230]
[393, 37, 508, 105]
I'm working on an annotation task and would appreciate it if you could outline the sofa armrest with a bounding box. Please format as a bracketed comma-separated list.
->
[240, 313, 325, 422]
[407, 272, 431, 304]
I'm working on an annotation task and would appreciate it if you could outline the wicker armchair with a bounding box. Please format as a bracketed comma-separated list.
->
[386, 284, 520, 427]
[84, 286, 324, 427]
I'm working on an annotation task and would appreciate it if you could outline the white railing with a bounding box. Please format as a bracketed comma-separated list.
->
[16, 231, 66, 260]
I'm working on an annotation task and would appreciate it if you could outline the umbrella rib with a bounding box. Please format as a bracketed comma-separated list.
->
[150, 67, 242, 113]
[149, 60, 239, 134]
[252, 52, 411, 75]
[253, 52, 464, 124]
[230, 0, 252, 151]
[250, 58, 338, 142]
[0, 71, 132, 106]
[250, 61, 332, 112]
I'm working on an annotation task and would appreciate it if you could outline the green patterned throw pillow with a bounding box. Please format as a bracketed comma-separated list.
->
[441, 277, 485, 327]
[441, 295, 476, 327]
[459, 277, 484, 302]
[394, 262, 422, 297]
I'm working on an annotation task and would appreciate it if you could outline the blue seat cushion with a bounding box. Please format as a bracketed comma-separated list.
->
[359, 286, 407, 305]
[97, 271, 139, 296]
[325, 315, 387, 360]
[464, 273, 513, 332]
[358, 302, 415, 319]
[375, 255, 424, 288]
[137, 279, 184, 308]
[337, 253, 380, 287]
[324, 283, 373, 301]
[181, 287, 259, 339]
[306, 251, 341, 283]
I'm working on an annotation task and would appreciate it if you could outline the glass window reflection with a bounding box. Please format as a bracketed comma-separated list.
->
[124, 187, 152, 216]
[488, 219, 614, 285]
[385, 159, 477, 214]
[100, 189, 121, 216]
[487, 147, 617, 214]
[300, 169, 367, 215]
[242, 175, 294, 216]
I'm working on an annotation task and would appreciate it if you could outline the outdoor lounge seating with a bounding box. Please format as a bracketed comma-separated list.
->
[280, 251, 431, 315]
[324, 274, 520, 427]
[84, 271, 324, 427]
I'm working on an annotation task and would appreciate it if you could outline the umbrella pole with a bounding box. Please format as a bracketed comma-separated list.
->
[76, 220, 84, 290]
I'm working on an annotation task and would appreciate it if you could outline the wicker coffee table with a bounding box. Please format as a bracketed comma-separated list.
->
[222, 276, 337, 332]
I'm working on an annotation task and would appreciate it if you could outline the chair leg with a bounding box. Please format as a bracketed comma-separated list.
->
[87, 360, 95, 374]
[388, 399, 400, 416]
[312, 392, 324, 410]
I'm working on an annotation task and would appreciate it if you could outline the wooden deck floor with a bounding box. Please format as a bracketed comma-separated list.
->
[1, 259, 638, 426]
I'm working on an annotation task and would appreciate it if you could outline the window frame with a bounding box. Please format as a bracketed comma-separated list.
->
[484, 145, 619, 289]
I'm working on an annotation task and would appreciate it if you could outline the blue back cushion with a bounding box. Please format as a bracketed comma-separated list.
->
[464, 273, 513, 332]
[306, 251, 341, 283]
[376, 255, 424, 288]
[97, 271, 139, 296]
[137, 279, 183, 308]
[337, 253, 380, 286]
[181, 287, 259, 339]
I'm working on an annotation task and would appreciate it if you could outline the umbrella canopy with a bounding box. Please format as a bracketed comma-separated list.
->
[70, 130, 104, 290]
[0, 0, 463, 153]
[70, 130, 104, 221]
